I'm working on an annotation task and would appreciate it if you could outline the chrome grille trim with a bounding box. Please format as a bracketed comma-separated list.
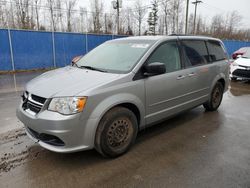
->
[239, 65, 250, 69]
[22, 91, 47, 115]
[28, 94, 44, 106]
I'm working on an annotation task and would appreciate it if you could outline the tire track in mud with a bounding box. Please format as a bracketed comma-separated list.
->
[0, 128, 45, 175]
[0, 128, 26, 144]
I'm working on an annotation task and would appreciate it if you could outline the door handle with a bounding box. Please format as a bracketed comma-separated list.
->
[188, 72, 196, 77]
[177, 75, 186, 80]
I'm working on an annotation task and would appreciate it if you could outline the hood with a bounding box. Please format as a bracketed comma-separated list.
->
[235, 57, 250, 67]
[26, 66, 120, 98]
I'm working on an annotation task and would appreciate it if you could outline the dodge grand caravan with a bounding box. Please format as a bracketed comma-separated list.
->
[17, 35, 230, 157]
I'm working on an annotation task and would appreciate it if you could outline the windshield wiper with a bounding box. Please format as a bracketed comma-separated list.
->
[79, 65, 107, 72]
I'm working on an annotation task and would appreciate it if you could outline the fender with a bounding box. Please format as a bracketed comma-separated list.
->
[89, 93, 146, 129]
[210, 73, 227, 93]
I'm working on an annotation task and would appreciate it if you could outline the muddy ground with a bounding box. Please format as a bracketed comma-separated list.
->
[0, 72, 250, 188]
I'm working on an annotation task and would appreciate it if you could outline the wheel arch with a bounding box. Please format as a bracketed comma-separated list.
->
[89, 93, 145, 130]
[211, 73, 228, 93]
[112, 103, 141, 127]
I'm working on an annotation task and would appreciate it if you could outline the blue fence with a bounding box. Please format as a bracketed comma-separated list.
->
[1, 29, 250, 71]
[223, 40, 250, 55]
[0, 29, 126, 71]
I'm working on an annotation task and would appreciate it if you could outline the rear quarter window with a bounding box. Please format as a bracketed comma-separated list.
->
[206, 40, 226, 62]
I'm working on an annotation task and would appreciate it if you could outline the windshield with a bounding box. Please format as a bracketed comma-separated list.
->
[242, 48, 250, 58]
[76, 40, 154, 73]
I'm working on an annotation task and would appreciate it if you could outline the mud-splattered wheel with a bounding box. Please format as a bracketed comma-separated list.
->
[203, 82, 224, 111]
[95, 107, 138, 157]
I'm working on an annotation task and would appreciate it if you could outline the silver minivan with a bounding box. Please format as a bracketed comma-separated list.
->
[17, 35, 229, 157]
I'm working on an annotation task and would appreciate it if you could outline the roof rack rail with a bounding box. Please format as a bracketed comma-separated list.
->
[168, 33, 194, 36]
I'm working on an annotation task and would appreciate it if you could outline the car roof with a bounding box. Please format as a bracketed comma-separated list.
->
[112, 35, 174, 42]
[239, 47, 250, 50]
[112, 35, 221, 43]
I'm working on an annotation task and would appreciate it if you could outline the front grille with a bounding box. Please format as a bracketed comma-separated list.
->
[22, 92, 47, 115]
[31, 94, 46, 104]
[239, 65, 250, 69]
[27, 101, 42, 114]
[233, 69, 250, 78]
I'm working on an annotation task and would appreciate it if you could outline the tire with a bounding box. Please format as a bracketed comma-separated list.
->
[231, 77, 237, 81]
[203, 82, 224, 111]
[95, 107, 138, 158]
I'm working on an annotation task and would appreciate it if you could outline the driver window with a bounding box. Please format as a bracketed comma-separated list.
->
[147, 42, 181, 73]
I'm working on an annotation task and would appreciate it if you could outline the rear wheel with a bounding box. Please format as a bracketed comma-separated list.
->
[203, 82, 224, 111]
[95, 107, 138, 158]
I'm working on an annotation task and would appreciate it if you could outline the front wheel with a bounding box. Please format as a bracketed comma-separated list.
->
[203, 82, 224, 111]
[95, 107, 138, 158]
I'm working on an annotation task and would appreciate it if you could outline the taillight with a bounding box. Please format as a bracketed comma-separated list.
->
[232, 52, 245, 59]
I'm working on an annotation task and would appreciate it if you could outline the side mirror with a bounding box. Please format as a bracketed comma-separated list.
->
[144, 62, 166, 76]
[71, 55, 83, 66]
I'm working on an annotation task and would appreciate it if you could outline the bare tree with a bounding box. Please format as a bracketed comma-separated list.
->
[55, 0, 64, 32]
[122, 8, 134, 35]
[34, 0, 40, 30]
[226, 11, 242, 38]
[187, 13, 194, 34]
[158, 15, 165, 34]
[168, 0, 182, 34]
[47, 0, 56, 31]
[104, 13, 114, 34]
[195, 15, 202, 34]
[15, 0, 35, 29]
[79, 7, 87, 33]
[134, 0, 146, 36]
[104, 13, 108, 33]
[162, 0, 170, 35]
[10, 2, 16, 28]
[90, 0, 103, 33]
[209, 11, 243, 40]
[210, 14, 225, 38]
[65, 0, 77, 32]
[0, 2, 6, 28]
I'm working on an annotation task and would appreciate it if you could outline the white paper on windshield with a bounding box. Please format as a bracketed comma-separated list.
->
[131, 44, 149, 48]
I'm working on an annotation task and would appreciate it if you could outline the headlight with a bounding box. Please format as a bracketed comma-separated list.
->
[48, 97, 87, 115]
[232, 62, 239, 66]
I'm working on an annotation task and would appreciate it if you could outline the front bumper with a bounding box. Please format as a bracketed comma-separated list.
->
[16, 103, 98, 153]
[230, 66, 250, 79]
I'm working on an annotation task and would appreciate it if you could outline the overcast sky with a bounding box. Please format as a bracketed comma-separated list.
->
[189, 0, 250, 28]
[79, 0, 250, 28]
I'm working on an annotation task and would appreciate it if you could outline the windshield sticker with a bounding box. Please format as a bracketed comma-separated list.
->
[131, 44, 149, 48]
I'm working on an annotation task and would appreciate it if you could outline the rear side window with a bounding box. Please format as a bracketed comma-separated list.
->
[206, 40, 226, 62]
[182, 40, 208, 67]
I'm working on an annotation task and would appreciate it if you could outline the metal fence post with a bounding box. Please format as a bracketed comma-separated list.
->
[85, 33, 88, 53]
[7, 29, 15, 71]
[7, 28, 17, 92]
[52, 31, 56, 68]
[85, 12, 88, 53]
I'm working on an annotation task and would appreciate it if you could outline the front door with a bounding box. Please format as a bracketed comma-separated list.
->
[145, 41, 196, 124]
